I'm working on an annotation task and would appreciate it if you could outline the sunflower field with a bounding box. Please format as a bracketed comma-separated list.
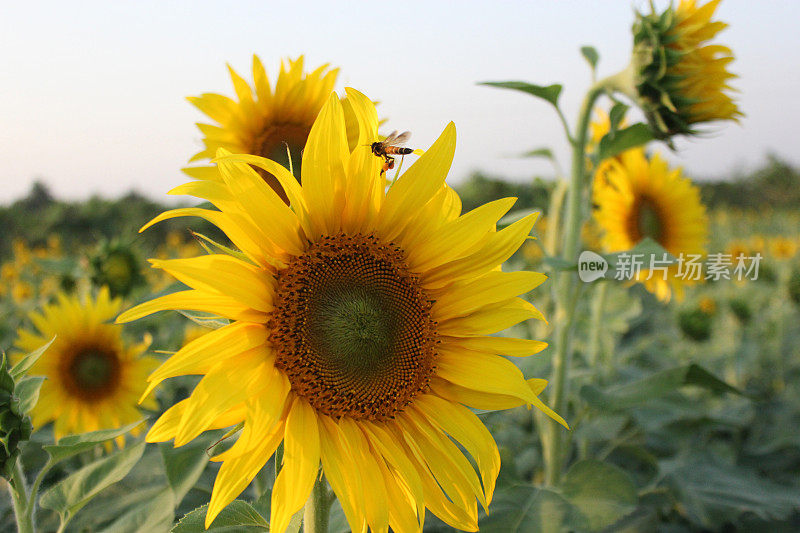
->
[2, 1, 800, 532]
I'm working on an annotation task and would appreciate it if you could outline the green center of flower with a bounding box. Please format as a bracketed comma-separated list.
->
[65, 348, 121, 400]
[636, 198, 663, 243]
[251, 122, 309, 204]
[269, 234, 438, 421]
[309, 286, 392, 372]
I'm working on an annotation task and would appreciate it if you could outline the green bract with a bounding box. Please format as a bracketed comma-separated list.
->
[0, 354, 33, 478]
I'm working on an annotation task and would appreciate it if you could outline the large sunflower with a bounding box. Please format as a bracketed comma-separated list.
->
[594, 150, 708, 302]
[14, 287, 158, 445]
[187, 56, 341, 201]
[631, 0, 741, 138]
[119, 89, 565, 532]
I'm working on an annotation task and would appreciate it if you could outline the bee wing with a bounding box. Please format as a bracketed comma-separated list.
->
[382, 130, 400, 144]
[392, 131, 411, 145]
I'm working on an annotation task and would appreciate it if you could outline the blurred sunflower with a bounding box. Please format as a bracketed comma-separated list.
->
[594, 150, 708, 301]
[119, 89, 564, 532]
[14, 287, 158, 445]
[631, 0, 741, 138]
[769, 236, 798, 260]
[725, 239, 750, 260]
[187, 56, 345, 202]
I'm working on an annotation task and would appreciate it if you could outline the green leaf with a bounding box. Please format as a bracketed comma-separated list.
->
[542, 256, 578, 272]
[560, 459, 638, 530]
[479, 485, 587, 532]
[15, 376, 45, 414]
[177, 310, 229, 330]
[597, 123, 654, 162]
[521, 147, 554, 160]
[480, 81, 563, 108]
[96, 487, 175, 533]
[172, 501, 268, 532]
[43, 420, 145, 463]
[190, 231, 250, 263]
[0, 352, 15, 392]
[161, 430, 224, 504]
[498, 209, 541, 229]
[10, 336, 55, 379]
[580, 45, 599, 70]
[665, 457, 800, 528]
[581, 363, 742, 411]
[608, 102, 629, 132]
[40, 440, 146, 522]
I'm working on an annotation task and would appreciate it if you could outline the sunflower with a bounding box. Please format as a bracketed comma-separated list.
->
[631, 0, 741, 139]
[769, 236, 798, 260]
[14, 287, 158, 445]
[187, 56, 348, 202]
[118, 89, 565, 532]
[594, 149, 708, 301]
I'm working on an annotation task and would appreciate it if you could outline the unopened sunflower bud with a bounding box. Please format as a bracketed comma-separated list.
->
[0, 354, 33, 478]
[90, 241, 144, 298]
[630, 0, 741, 140]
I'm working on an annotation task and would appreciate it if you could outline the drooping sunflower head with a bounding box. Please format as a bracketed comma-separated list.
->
[14, 287, 158, 445]
[594, 149, 708, 301]
[631, 0, 741, 139]
[120, 89, 565, 532]
[187, 56, 340, 201]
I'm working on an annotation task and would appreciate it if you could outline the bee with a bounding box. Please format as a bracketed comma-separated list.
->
[371, 131, 414, 173]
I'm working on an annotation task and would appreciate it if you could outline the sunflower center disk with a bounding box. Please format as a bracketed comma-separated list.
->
[65, 348, 121, 400]
[251, 122, 309, 203]
[269, 234, 438, 421]
[635, 198, 663, 243]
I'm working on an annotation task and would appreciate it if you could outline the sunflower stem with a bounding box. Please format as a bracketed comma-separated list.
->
[543, 69, 626, 485]
[9, 460, 34, 533]
[587, 281, 609, 375]
[303, 472, 331, 533]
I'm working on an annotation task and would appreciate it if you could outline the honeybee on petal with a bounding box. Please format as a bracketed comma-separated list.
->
[371, 130, 414, 174]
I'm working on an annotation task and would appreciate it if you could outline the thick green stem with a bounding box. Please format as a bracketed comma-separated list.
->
[9, 461, 34, 533]
[303, 472, 331, 533]
[542, 67, 632, 485]
[587, 282, 609, 373]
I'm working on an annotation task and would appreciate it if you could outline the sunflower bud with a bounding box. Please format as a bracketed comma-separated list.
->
[631, 0, 741, 140]
[90, 241, 144, 298]
[678, 307, 712, 342]
[728, 297, 751, 324]
[0, 354, 32, 478]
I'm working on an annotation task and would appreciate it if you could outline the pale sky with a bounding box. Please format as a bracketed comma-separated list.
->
[2, 0, 799, 204]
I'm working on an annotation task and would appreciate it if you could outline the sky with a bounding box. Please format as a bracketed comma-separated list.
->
[2, 0, 799, 204]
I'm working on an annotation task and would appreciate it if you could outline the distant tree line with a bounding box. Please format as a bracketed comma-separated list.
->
[457, 154, 800, 214]
[1, 154, 797, 258]
[0, 184, 222, 259]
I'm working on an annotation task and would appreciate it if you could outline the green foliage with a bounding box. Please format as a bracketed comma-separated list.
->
[580, 46, 599, 71]
[581, 363, 740, 411]
[40, 440, 146, 527]
[678, 307, 713, 341]
[457, 173, 552, 214]
[0, 183, 224, 260]
[596, 123, 654, 162]
[560, 460, 638, 530]
[480, 81, 563, 108]
[172, 501, 269, 532]
[788, 268, 800, 306]
[42, 421, 145, 463]
[0, 347, 50, 478]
